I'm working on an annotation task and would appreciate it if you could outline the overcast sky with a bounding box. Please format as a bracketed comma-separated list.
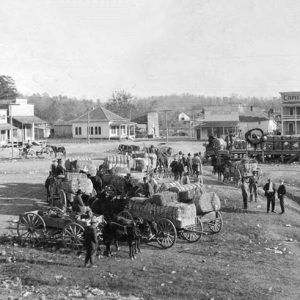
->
[1, 0, 300, 99]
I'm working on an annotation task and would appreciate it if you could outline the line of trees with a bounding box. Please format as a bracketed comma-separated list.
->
[0, 75, 281, 125]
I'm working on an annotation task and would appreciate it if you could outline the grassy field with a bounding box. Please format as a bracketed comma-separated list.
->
[0, 139, 299, 299]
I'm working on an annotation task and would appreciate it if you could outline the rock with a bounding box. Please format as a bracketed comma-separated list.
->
[285, 224, 291, 227]
[257, 224, 260, 227]
[142, 266, 146, 271]
[171, 270, 176, 274]
[256, 205, 261, 208]
[161, 283, 165, 287]
[268, 286, 273, 292]
[274, 250, 283, 254]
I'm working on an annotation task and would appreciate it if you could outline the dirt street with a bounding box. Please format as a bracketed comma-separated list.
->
[0, 140, 299, 299]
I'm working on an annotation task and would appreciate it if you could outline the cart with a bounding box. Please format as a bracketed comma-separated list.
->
[48, 172, 94, 212]
[17, 207, 103, 249]
[118, 205, 204, 249]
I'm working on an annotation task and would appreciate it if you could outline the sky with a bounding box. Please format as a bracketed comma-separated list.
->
[1, 0, 300, 99]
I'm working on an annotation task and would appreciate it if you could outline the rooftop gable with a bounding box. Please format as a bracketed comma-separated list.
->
[71, 106, 128, 123]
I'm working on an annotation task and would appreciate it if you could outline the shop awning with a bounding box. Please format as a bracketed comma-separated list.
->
[0, 123, 17, 130]
[12, 116, 47, 124]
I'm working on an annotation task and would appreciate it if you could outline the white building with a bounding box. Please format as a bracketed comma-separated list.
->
[9, 99, 48, 142]
[71, 106, 136, 139]
[178, 112, 190, 122]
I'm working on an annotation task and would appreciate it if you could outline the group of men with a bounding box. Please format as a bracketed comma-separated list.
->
[241, 175, 286, 214]
[170, 151, 203, 184]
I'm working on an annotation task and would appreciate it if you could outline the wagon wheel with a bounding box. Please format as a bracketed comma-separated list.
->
[52, 190, 67, 212]
[43, 147, 52, 159]
[180, 216, 203, 243]
[156, 218, 177, 249]
[17, 213, 46, 245]
[207, 211, 223, 233]
[26, 149, 35, 159]
[118, 210, 134, 222]
[62, 222, 85, 250]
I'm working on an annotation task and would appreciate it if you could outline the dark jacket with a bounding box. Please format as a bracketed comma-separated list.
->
[277, 184, 286, 197]
[83, 225, 98, 249]
[263, 182, 276, 196]
[73, 194, 85, 213]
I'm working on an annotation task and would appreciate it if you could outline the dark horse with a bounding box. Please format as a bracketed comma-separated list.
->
[48, 145, 66, 158]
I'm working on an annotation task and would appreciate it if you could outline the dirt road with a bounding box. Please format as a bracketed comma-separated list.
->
[0, 140, 299, 299]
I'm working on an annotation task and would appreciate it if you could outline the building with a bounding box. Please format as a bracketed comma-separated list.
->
[70, 106, 136, 139]
[178, 112, 190, 122]
[0, 109, 16, 146]
[280, 92, 300, 135]
[131, 111, 159, 138]
[52, 120, 73, 138]
[9, 99, 48, 142]
[0, 98, 48, 144]
[194, 105, 240, 140]
[238, 106, 277, 137]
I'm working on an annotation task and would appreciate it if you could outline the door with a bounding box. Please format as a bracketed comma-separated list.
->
[196, 129, 201, 140]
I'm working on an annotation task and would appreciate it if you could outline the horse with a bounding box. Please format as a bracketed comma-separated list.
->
[47, 145, 66, 157]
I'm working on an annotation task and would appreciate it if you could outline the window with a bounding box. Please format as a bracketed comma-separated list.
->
[111, 126, 117, 134]
[258, 121, 261, 125]
[121, 125, 126, 135]
[90, 127, 93, 135]
[289, 107, 294, 116]
[288, 122, 294, 134]
[95, 127, 98, 135]
[75, 127, 82, 135]
[98, 126, 101, 135]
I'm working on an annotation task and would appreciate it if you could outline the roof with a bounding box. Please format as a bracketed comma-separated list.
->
[53, 120, 73, 126]
[194, 121, 239, 128]
[131, 114, 147, 124]
[12, 116, 47, 124]
[239, 110, 270, 122]
[0, 123, 17, 130]
[71, 106, 128, 123]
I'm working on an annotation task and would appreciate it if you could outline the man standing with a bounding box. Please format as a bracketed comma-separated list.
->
[249, 174, 258, 202]
[241, 178, 248, 210]
[263, 178, 276, 213]
[170, 157, 179, 180]
[186, 153, 192, 174]
[83, 217, 98, 268]
[277, 179, 286, 214]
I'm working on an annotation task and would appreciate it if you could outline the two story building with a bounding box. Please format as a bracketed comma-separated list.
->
[280, 92, 300, 135]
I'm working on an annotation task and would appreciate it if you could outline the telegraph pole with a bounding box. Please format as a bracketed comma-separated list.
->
[162, 109, 171, 144]
[87, 110, 90, 144]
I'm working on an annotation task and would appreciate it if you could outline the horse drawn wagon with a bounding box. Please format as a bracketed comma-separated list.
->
[118, 182, 223, 249]
[16, 207, 103, 249]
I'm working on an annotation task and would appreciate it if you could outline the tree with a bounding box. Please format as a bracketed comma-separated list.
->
[105, 90, 135, 119]
[0, 75, 18, 99]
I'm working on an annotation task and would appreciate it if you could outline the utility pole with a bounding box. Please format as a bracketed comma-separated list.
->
[162, 109, 171, 144]
[87, 107, 95, 144]
[87, 110, 90, 144]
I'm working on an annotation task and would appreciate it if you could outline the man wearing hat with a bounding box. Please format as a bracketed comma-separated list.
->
[55, 158, 66, 177]
[83, 216, 98, 268]
[263, 178, 276, 213]
[72, 189, 86, 214]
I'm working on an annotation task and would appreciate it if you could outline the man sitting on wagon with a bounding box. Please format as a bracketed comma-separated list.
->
[73, 189, 92, 216]
[55, 158, 66, 177]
